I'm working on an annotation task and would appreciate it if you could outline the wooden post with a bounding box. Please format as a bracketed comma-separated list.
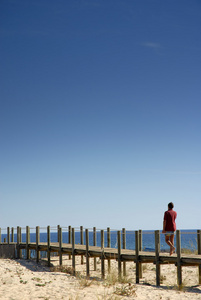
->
[26, 226, 30, 260]
[107, 227, 111, 273]
[155, 230, 161, 286]
[72, 228, 76, 275]
[101, 230, 105, 279]
[197, 230, 201, 284]
[135, 230, 140, 284]
[176, 230, 182, 288]
[68, 226, 72, 259]
[47, 226, 51, 267]
[57, 225, 60, 242]
[20, 227, 22, 257]
[36, 226, 40, 263]
[139, 229, 142, 278]
[17, 226, 20, 258]
[93, 227, 97, 271]
[11, 227, 14, 243]
[80, 226, 84, 264]
[117, 230, 121, 280]
[68, 226, 72, 244]
[122, 228, 126, 276]
[0, 228, 1, 243]
[7, 227, 10, 244]
[17, 226, 22, 259]
[85, 229, 90, 278]
[59, 227, 62, 265]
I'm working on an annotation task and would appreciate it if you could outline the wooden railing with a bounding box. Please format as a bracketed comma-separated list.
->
[1, 226, 201, 288]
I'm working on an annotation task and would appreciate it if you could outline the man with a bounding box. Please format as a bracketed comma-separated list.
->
[162, 202, 177, 255]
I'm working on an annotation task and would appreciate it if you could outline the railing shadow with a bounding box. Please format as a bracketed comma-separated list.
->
[142, 282, 201, 294]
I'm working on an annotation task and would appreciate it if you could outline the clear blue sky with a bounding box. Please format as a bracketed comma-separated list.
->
[1, 0, 201, 230]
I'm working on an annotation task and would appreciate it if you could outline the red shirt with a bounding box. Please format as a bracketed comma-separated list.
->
[164, 209, 177, 231]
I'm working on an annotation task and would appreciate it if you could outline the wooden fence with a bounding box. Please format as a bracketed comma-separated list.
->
[0, 226, 201, 288]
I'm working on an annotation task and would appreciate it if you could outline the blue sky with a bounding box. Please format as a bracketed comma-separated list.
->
[1, 0, 201, 230]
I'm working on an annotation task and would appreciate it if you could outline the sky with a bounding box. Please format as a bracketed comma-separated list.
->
[1, 0, 201, 231]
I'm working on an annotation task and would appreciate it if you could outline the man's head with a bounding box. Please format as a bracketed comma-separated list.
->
[168, 202, 174, 209]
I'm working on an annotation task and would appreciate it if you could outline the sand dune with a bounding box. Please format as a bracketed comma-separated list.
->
[0, 256, 201, 299]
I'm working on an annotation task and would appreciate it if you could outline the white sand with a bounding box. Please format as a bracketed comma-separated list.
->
[0, 256, 201, 299]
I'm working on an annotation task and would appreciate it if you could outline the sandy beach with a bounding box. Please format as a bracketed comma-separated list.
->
[0, 256, 201, 299]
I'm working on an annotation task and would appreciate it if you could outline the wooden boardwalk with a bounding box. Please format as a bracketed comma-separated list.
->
[1, 226, 201, 288]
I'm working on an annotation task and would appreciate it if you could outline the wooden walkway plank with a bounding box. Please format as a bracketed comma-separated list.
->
[17, 241, 201, 265]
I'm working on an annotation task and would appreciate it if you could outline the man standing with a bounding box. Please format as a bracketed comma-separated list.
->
[162, 202, 177, 255]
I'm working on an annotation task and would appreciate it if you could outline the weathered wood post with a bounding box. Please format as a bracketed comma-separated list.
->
[117, 230, 122, 280]
[93, 227, 97, 271]
[139, 229, 142, 278]
[107, 227, 111, 273]
[36, 226, 40, 263]
[72, 228, 76, 275]
[135, 230, 140, 284]
[197, 230, 201, 284]
[59, 227, 62, 265]
[68, 226, 72, 244]
[7, 227, 10, 244]
[26, 226, 30, 259]
[68, 226, 72, 259]
[85, 229, 90, 278]
[47, 226, 51, 267]
[101, 230, 105, 279]
[0, 228, 1, 243]
[122, 228, 126, 276]
[20, 227, 22, 240]
[11, 227, 14, 243]
[17, 226, 20, 258]
[17, 226, 22, 259]
[57, 225, 60, 242]
[176, 230, 182, 288]
[80, 226, 84, 264]
[155, 230, 161, 286]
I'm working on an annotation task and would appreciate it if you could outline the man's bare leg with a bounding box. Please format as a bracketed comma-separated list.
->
[169, 234, 175, 255]
[165, 235, 175, 255]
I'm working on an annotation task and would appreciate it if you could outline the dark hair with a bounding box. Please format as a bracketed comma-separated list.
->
[168, 202, 174, 209]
